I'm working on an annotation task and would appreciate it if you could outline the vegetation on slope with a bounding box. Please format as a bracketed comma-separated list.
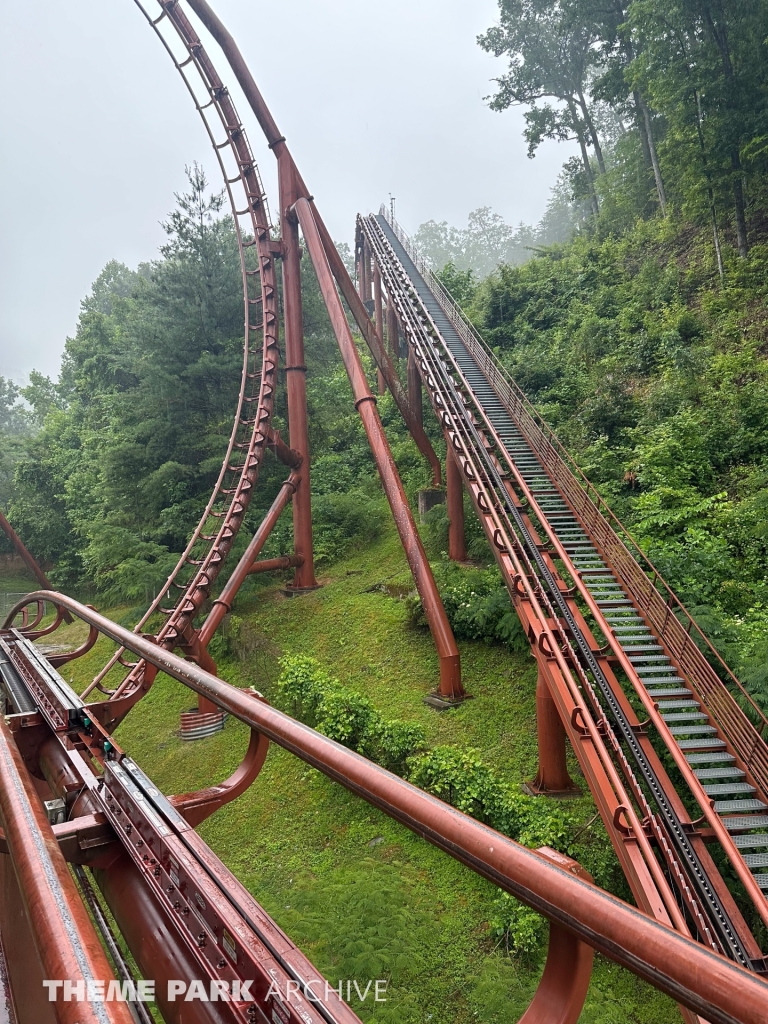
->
[5, 535, 679, 1024]
[438, 216, 768, 713]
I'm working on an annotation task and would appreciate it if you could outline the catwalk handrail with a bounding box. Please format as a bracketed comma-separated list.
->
[4, 590, 768, 1024]
[379, 208, 768, 756]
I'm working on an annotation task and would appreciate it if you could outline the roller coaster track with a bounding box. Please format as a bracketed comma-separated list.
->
[358, 210, 768, 973]
[86, 0, 281, 702]
[1, 2, 768, 1019]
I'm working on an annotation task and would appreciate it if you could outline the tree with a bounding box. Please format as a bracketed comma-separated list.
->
[479, 0, 607, 217]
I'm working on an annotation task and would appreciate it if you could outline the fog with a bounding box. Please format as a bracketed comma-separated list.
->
[0, 0, 573, 382]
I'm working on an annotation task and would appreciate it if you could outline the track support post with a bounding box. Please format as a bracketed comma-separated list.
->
[407, 349, 423, 428]
[519, 848, 594, 1024]
[526, 661, 580, 796]
[447, 448, 467, 562]
[278, 156, 318, 593]
[386, 299, 400, 359]
[294, 198, 464, 702]
[374, 266, 386, 395]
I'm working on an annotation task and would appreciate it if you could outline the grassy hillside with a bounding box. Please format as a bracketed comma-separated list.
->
[462, 217, 768, 709]
[9, 527, 682, 1024]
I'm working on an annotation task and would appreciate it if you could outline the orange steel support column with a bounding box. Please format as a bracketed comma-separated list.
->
[363, 240, 373, 304]
[407, 349, 423, 428]
[519, 849, 594, 1024]
[374, 266, 386, 395]
[446, 448, 467, 562]
[278, 156, 317, 591]
[294, 198, 463, 700]
[528, 660, 578, 796]
[386, 299, 400, 359]
[198, 473, 299, 647]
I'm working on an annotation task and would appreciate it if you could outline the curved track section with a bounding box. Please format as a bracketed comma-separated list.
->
[359, 209, 768, 972]
[88, 0, 281, 698]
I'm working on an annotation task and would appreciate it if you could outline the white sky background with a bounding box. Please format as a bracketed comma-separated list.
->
[0, 0, 574, 383]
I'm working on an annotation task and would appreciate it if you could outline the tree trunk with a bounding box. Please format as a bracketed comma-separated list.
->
[639, 96, 667, 214]
[577, 90, 607, 175]
[731, 155, 748, 257]
[567, 98, 599, 218]
[694, 90, 725, 283]
[619, 33, 667, 214]
[703, 3, 748, 255]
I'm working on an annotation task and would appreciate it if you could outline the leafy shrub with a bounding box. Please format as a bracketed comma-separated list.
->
[378, 720, 428, 775]
[488, 892, 546, 961]
[276, 653, 334, 723]
[276, 655, 426, 767]
[315, 687, 378, 753]
[406, 560, 527, 652]
[311, 491, 386, 566]
[405, 745, 576, 850]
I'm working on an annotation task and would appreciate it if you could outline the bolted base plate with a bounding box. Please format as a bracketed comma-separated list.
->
[423, 690, 470, 711]
[280, 584, 323, 597]
[521, 780, 582, 799]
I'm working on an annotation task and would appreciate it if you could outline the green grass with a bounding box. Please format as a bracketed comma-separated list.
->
[1, 531, 679, 1023]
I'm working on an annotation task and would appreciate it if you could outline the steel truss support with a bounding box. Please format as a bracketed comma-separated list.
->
[374, 265, 386, 395]
[407, 348, 423, 428]
[519, 848, 594, 1024]
[386, 298, 401, 360]
[179, 0, 455, 695]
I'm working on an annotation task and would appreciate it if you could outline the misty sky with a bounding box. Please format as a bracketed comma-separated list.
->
[0, 1, 574, 384]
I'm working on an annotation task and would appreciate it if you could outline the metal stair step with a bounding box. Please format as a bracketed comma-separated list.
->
[658, 699, 700, 710]
[678, 737, 727, 750]
[623, 645, 663, 653]
[643, 688, 690, 698]
[752, 874, 768, 889]
[731, 833, 768, 849]
[668, 724, 718, 736]
[628, 654, 670, 662]
[702, 782, 755, 796]
[661, 712, 707, 723]
[723, 815, 768, 830]
[714, 798, 767, 813]
[643, 677, 686, 686]
[686, 751, 735, 764]
[693, 766, 743, 780]
[742, 852, 768, 867]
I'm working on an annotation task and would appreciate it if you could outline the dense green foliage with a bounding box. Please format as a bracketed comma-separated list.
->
[274, 653, 616, 904]
[5, 168, 437, 600]
[450, 215, 768, 708]
[478, 0, 768, 258]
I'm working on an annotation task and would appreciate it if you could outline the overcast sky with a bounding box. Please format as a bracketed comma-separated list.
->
[0, 1, 573, 384]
